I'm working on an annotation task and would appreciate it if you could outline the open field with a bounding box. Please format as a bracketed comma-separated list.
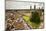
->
[5, 9, 44, 31]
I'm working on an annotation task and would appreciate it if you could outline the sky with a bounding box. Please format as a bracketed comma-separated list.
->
[6, 0, 44, 9]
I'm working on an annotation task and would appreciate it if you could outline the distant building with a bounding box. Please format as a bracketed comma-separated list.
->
[30, 6, 32, 10]
[34, 5, 36, 10]
[39, 7, 40, 9]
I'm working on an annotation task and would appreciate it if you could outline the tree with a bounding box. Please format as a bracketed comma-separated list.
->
[31, 11, 40, 24]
